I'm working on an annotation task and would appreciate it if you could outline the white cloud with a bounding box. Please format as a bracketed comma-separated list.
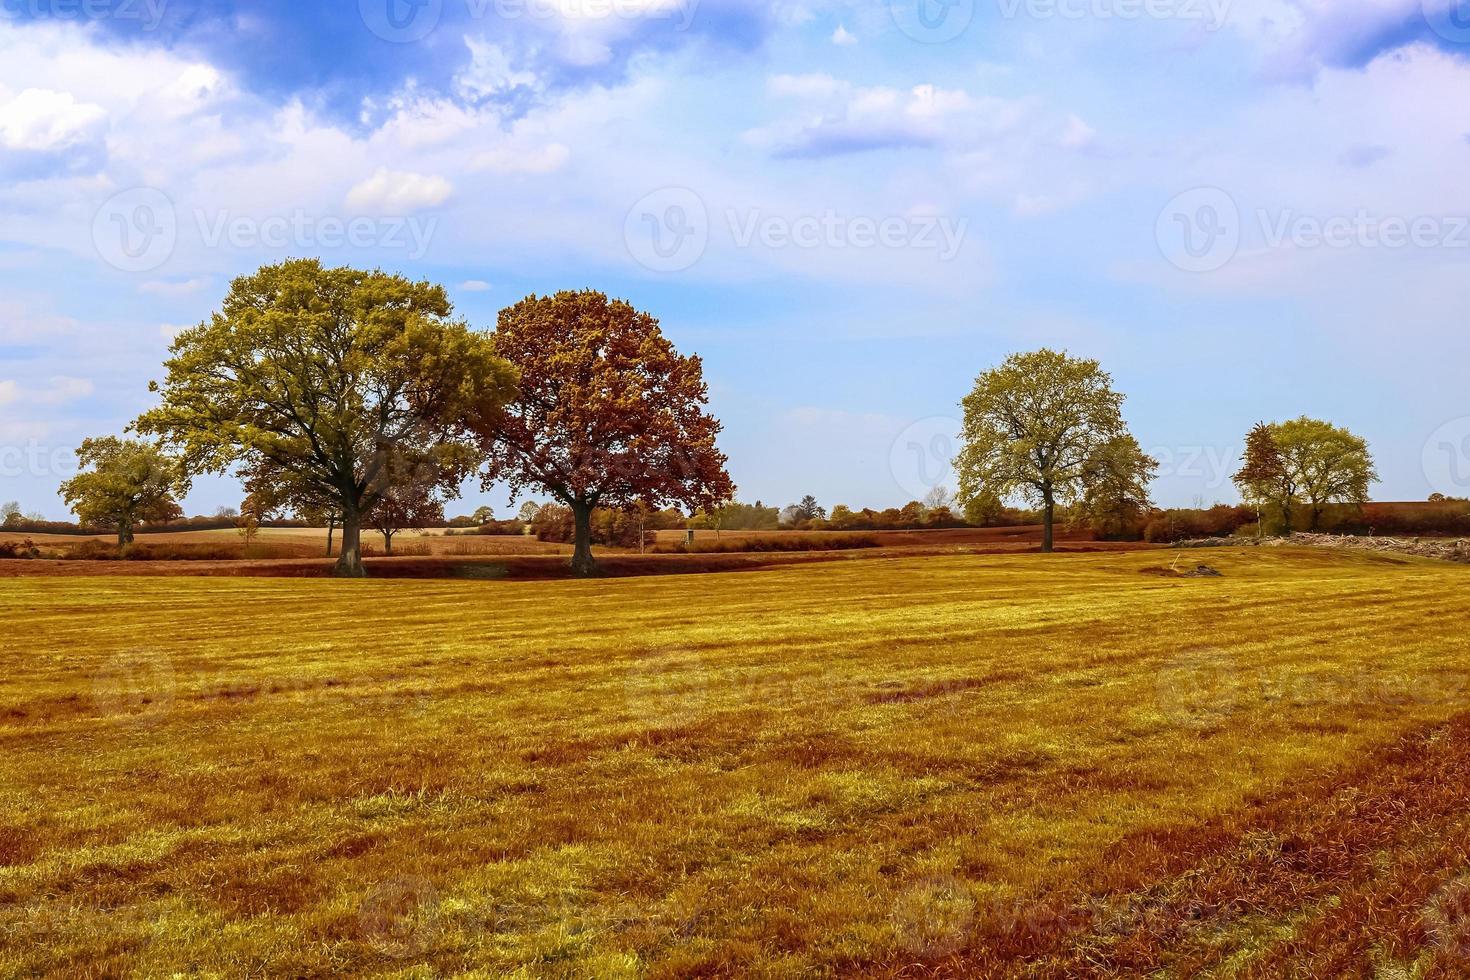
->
[0, 88, 106, 151]
[831, 24, 857, 46]
[458, 280, 492, 292]
[0, 376, 94, 407]
[140, 278, 212, 297]
[473, 142, 571, 174]
[346, 168, 454, 212]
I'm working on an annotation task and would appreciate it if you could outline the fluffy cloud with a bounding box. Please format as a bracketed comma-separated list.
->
[345, 169, 455, 213]
[0, 88, 106, 151]
[748, 79, 1031, 158]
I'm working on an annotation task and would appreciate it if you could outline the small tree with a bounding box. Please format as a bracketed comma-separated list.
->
[369, 474, 446, 555]
[516, 501, 542, 524]
[471, 505, 495, 525]
[58, 438, 185, 546]
[0, 501, 20, 528]
[922, 485, 954, 513]
[474, 290, 734, 575]
[135, 259, 516, 577]
[236, 495, 266, 555]
[1233, 421, 1292, 533]
[956, 349, 1138, 552]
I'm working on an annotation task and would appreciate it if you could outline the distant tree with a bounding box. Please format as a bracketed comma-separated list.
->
[692, 500, 780, 532]
[827, 504, 857, 529]
[792, 495, 826, 522]
[58, 438, 186, 546]
[898, 501, 925, 526]
[1074, 435, 1159, 538]
[214, 505, 239, 519]
[1233, 421, 1293, 532]
[471, 505, 495, 525]
[1275, 417, 1378, 531]
[779, 504, 804, 527]
[236, 495, 266, 555]
[923, 485, 954, 513]
[1235, 418, 1377, 532]
[956, 349, 1138, 552]
[963, 491, 1006, 527]
[1430, 493, 1448, 503]
[0, 501, 20, 528]
[134, 259, 516, 577]
[516, 501, 542, 524]
[473, 290, 734, 576]
[369, 476, 445, 555]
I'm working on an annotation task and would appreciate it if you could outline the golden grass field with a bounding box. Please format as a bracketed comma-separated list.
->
[4, 547, 1470, 977]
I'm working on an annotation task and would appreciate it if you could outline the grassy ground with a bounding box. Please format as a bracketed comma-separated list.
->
[2, 547, 1469, 977]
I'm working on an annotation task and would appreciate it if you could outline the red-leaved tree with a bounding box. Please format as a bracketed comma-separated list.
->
[475, 290, 734, 575]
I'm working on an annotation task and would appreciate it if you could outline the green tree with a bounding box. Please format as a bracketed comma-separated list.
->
[1274, 417, 1378, 531]
[0, 501, 20, 528]
[473, 290, 734, 576]
[956, 349, 1138, 553]
[1074, 435, 1158, 538]
[135, 259, 516, 577]
[58, 438, 185, 546]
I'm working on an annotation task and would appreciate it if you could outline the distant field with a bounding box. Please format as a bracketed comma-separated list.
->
[4, 548, 1470, 976]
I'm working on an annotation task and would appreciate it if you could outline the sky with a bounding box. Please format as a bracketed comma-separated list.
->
[3, 0, 1470, 519]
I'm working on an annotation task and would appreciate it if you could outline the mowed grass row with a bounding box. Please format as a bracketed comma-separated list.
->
[2, 548, 1469, 977]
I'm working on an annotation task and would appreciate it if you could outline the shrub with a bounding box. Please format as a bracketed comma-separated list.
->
[1143, 505, 1256, 543]
[655, 533, 882, 554]
[532, 505, 653, 550]
[0, 538, 40, 559]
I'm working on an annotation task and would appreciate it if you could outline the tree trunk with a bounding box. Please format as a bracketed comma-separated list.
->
[383, 529, 394, 555]
[1309, 503, 1323, 532]
[326, 517, 336, 557]
[117, 516, 134, 549]
[1041, 489, 1055, 554]
[1281, 498, 1293, 535]
[335, 506, 366, 578]
[570, 500, 598, 576]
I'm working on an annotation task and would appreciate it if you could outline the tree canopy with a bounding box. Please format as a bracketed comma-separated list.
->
[955, 349, 1139, 552]
[474, 290, 734, 575]
[134, 259, 516, 576]
[58, 437, 185, 545]
[1235, 417, 1377, 532]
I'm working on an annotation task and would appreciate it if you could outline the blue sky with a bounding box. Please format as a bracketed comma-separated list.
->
[3, 0, 1470, 519]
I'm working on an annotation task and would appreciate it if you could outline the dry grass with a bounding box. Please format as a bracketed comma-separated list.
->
[2, 547, 1469, 977]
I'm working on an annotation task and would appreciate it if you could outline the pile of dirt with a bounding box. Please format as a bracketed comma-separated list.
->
[1139, 563, 1223, 578]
